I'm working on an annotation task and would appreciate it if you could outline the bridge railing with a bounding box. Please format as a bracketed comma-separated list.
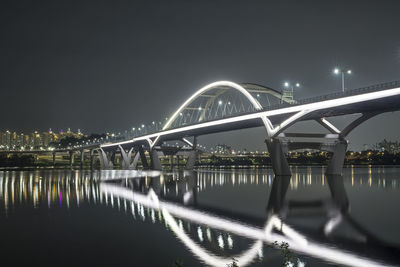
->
[277, 80, 400, 108]
[160, 80, 400, 131]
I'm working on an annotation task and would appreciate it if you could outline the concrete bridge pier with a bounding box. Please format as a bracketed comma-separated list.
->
[119, 146, 140, 169]
[326, 140, 348, 176]
[137, 146, 149, 169]
[169, 155, 174, 170]
[184, 136, 198, 171]
[265, 138, 291, 176]
[80, 150, 85, 169]
[99, 148, 114, 169]
[184, 151, 198, 170]
[90, 150, 95, 170]
[69, 151, 74, 168]
[150, 149, 162, 171]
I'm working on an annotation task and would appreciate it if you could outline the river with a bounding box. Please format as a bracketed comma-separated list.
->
[0, 166, 399, 266]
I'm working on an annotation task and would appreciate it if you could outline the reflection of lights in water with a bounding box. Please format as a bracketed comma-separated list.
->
[151, 209, 156, 223]
[227, 234, 233, 249]
[257, 246, 263, 259]
[206, 228, 212, 241]
[131, 202, 136, 218]
[158, 210, 162, 222]
[197, 227, 204, 242]
[140, 205, 145, 220]
[218, 235, 224, 249]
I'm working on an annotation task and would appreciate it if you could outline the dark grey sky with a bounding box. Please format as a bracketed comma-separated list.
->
[1, 0, 399, 150]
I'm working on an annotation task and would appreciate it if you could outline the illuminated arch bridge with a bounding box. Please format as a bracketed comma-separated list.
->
[99, 80, 400, 176]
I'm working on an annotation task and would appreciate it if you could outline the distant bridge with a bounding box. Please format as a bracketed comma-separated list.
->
[97, 80, 400, 175]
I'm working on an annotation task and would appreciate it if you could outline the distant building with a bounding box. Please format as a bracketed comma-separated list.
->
[0, 129, 85, 150]
[214, 144, 233, 155]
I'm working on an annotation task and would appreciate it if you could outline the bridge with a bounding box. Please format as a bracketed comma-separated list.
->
[97, 80, 400, 176]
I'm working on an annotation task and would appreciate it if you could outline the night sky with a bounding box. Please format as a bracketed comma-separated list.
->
[1, 0, 400, 150]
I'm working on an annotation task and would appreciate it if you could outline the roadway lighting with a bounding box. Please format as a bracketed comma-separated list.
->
[218, 100, 223, 105]
[198, 107, 202, 110]
[283, 81, 300, 100]
[333, 67, 352, 92]
[141, 124, 145, 128]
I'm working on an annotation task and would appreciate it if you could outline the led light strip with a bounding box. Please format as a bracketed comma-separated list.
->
[101, 86, 400, 148]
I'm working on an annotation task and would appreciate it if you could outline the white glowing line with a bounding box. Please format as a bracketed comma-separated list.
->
[150, 136, 161, 149]
[162, 81, 263, 130]
[100, 183, 395, 267]
[101, 86, 400, 149]
[98, 170, 161, 181]
[182, 138, 193, 147]
[320, 118, 341, 134]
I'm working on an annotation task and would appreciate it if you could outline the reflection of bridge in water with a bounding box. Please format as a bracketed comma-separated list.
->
[1, 169, 399, 267]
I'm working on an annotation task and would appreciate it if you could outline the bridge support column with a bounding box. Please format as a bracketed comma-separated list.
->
[131, 152, 140, 169]
[185, 136, 197, 170]
[137, 146, 149, 169]
[90, 150, 95, 170]
[169, 155, 174, 170]
[99, 149, 114, 169]
[52, 152, 56, 166]
[326, 141, 347, 176]
[80, 150, 84, 169]
[185, 150, 198, 170]
[119, 146, 138, 169]
[150, 149, 162, 171]
[69, 151, 74, 168]
[266, 138, 291, 176]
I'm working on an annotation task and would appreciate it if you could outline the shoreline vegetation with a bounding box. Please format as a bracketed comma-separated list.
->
[1, 150, 400, 169]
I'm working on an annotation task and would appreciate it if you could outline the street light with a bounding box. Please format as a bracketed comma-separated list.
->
[283, 81, 300, 102]
[333, 68, 352, 92]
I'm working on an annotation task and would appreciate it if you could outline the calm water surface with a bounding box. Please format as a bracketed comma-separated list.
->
[0, 166, 399, 267]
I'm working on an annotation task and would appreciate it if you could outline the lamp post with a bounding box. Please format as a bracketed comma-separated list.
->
[283, 81, 300, 103]
[333, 68, 352, 92]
